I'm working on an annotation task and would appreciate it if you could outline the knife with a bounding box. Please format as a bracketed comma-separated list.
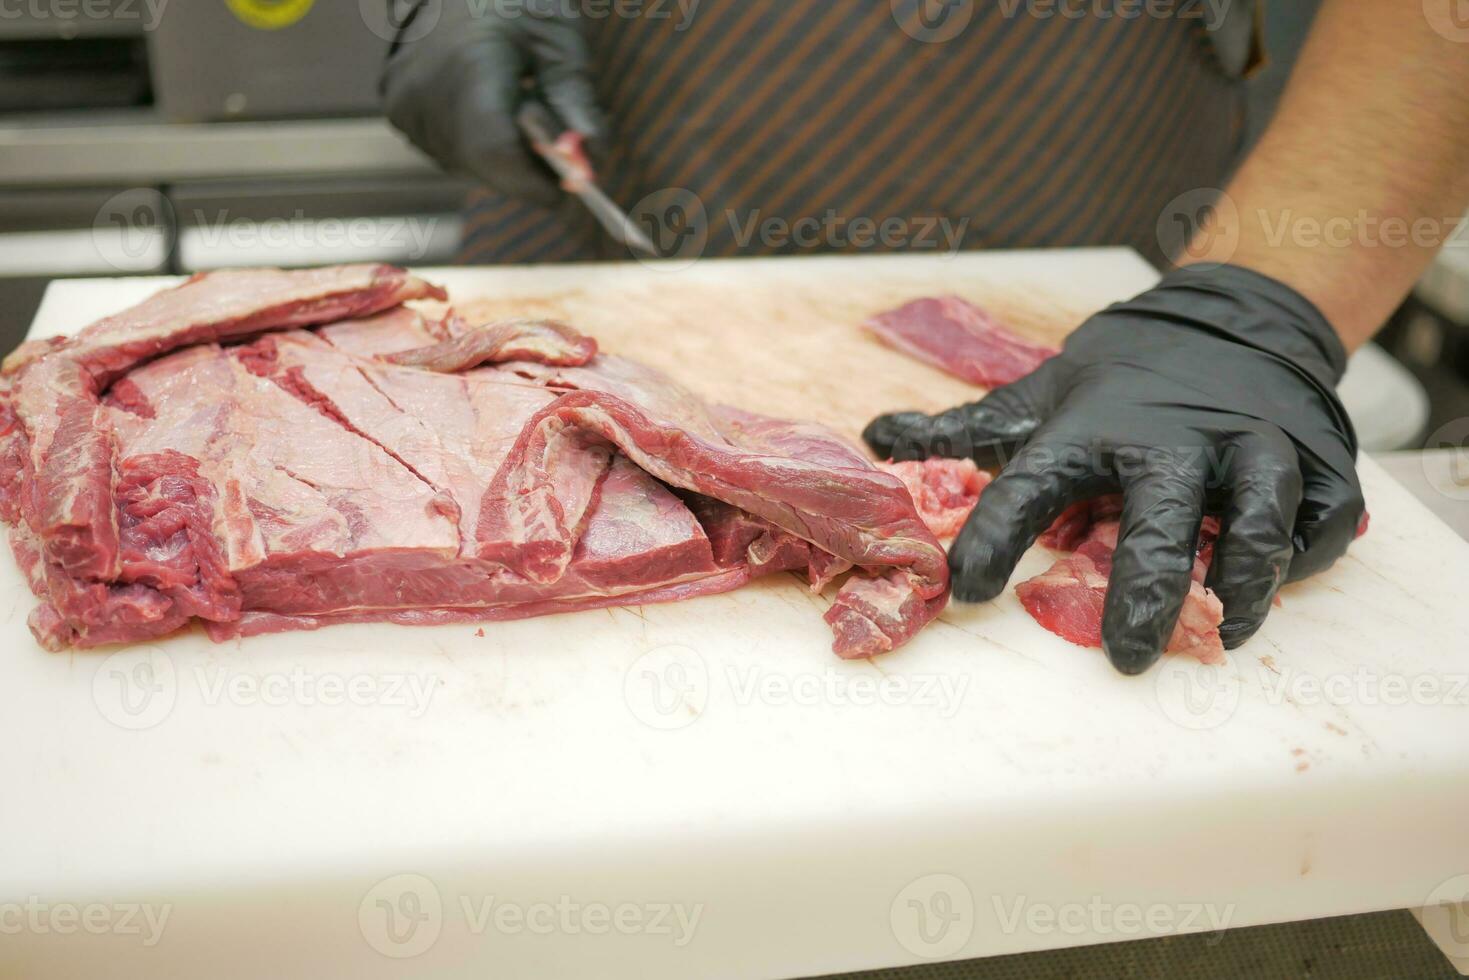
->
[516, 98, 661, 258]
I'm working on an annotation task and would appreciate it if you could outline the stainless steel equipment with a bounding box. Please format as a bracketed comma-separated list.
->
[148, 2, 393, 121]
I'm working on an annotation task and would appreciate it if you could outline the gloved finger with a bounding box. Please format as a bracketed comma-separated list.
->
[527, 19, 606, 141]
[1101, 450, 1208, 675]
[862, 411, 930, 461]
[862, 361, 1062, 465]
[1205, 431, 1302, 649]
[451, 36, 563, 206]
[948, 437, 1099, 603]
[862, 407, 996, 463]
[1285, 464, 1365, 582]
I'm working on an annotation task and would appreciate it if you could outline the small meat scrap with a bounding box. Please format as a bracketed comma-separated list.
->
[824, 568, 943, 660]
[1038, 497, 1124, 551]
[382, 318, 598, 372]
[877, 458, 991, 538]
[865, 296, 1058, 388]
[1017, 507, 1226, 664]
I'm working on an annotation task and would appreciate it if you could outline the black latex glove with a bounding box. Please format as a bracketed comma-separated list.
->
[864, 265, 1364, 675]
[382, 0, 605, 206]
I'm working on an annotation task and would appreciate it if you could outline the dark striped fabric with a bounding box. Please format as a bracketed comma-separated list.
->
[458, 0, 1248, 267]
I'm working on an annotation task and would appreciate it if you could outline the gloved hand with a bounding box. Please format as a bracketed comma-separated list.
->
[864, 264, 1364, 675]
[382, 0, 605, 206]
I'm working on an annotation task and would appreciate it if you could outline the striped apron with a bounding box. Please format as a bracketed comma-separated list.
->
[457, 0, 1253, 267]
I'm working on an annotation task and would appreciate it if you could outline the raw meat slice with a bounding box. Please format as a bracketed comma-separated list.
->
[383, 319, 597, 372]
[115, 450, 241, 624]
[246, 331, 557, 547]
[482, 356, 947, 656]
[714, 407, 873, 472]
[865, 296, 1058, 388]
[877, 458, 991, 538]
[1037, 496, 1126, 551]
[2, 266, 951, 656]
[316, 307, 447, 359]
[472, 389, 949, 659]
[1021, 487, 1362, 659]
[231, 455, 730, 626]
[11, 518, 190, 649]
[1, 265, 445, 582]
[481, 357, 957, 655]
[40, 339, 732, 646]
[570, 457, 720, 591]
[686, 496, 852, 591]
[1017, 514, 1226, 663]
[497, 354, 728, 443]
[3, 265, 445, 386]
[824, 568, 937, 658]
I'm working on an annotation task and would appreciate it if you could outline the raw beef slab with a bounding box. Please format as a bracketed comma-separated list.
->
[0, 266, 949, 657]
[864, 296, 1058, 388]
[1, 265, 447, 585]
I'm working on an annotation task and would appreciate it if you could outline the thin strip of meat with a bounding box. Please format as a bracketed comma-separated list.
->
[382, 318, 598, 372]
[2, 265, 446, 385]
[864, 296, 1058, 388]
[1017, 509, 1226, 664]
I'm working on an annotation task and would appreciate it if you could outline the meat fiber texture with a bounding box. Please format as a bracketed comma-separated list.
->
[864, 296, 1058, 388]
[876, 458, 990, 539]
[1019, 498, 1226, 664]
[0, 265, 949, 657]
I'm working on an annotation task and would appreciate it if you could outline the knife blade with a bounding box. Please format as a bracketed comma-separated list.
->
[516, 99, 661, 258]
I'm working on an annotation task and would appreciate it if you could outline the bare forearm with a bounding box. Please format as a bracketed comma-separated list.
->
[1182, 0, 1469, 351]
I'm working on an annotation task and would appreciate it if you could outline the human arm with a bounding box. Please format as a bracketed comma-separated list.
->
[1182, 0, 1469, 349]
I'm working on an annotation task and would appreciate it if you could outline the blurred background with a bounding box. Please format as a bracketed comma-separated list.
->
[0, 0, 1465, 457]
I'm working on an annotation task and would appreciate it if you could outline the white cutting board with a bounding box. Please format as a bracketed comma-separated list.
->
[3, 249, 1468, 979]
